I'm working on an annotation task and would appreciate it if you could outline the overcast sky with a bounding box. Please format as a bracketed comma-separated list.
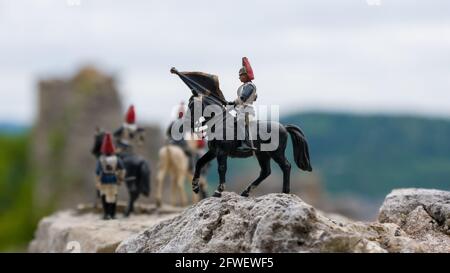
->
[1, 0, 450, 126]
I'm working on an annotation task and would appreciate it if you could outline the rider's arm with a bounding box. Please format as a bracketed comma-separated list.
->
[240, 84, 256, 103]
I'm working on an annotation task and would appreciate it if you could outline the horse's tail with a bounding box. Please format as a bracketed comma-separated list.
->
[139, 160, 151, 197]
[285, 125, 313, 172]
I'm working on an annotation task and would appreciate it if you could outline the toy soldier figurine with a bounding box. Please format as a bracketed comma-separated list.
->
[228, 57, 257, 151]
[113, 105, 145, 153]
[166, 101, 195, 169]
[95, 133, 126, 220]
[166, 102, 187, 146]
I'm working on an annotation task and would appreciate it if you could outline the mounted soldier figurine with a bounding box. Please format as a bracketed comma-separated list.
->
[228, 57, 257, 151]
[91, 105, 150, 217]
[95, 133, 126, 220]
[113, 105, 145, 153]
[155, 101, 210, 207]
[170, 57, 313, 198]
[166, 101, 195, 171]
[167, 102, 189, 147]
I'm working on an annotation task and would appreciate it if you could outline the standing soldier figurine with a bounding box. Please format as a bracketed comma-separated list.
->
[114, 105, 145, 153]
[95, 133, 126, 220]
[228, 57, 257, 151]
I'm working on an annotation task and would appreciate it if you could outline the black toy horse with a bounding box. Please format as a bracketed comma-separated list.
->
[171, 68, 312, 197]
[91, 130, 151, 216]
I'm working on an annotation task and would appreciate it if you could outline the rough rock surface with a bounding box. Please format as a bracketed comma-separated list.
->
[30, 188, 450, 253]
[378, 188, 450, 252]
[28, 203, 181, 253]
[116, 190, 450, 253]
[379, 188, 450, 226]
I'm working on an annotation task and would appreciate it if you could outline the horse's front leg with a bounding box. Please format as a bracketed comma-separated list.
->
[192, 150, 216, 193]
[213, 153, 227, 197]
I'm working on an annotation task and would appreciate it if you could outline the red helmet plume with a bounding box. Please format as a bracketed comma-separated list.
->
[240, 57, 254, 81]
[100, 133, 115, 155]
[125, 105, 136, 124]
[178, 101, 185, 119]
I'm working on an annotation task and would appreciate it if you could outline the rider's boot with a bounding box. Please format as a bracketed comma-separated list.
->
[236, 118, 256, 152]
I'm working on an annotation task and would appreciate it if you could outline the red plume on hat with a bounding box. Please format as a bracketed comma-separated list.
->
[196, 138, 206, 149]
[100, 133, 115, 155]
[178, 101, 185, 119]
[125, 105, 136, 124]
[241, 57, 254, 81]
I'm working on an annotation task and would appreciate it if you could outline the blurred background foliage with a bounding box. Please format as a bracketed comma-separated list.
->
[0, 131, 41, 251]
[209, 113, 450, 198]
[282, 113, 450, 196]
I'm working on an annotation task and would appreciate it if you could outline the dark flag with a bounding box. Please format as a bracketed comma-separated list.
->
[170, 68, 227, 105]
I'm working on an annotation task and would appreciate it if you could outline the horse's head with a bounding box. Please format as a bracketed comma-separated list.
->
[187, 95, 208, 134]
[172, 68, 227, 136]
[186, 94, 228, 140]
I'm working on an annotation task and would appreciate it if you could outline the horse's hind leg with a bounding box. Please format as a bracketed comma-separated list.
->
[271, 153, 291, 194]
[170, 174, 178, 206]
[155, 166, 167, 208]
[125, 190, 139, 217]
[176, 173, 188, 207]
[241, 153, 271, 197]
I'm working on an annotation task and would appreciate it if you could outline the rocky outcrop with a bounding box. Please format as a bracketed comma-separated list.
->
[378, 188, 450, 226]
[116, 189, 450, 253]
[378, 188, 450, 252]
[28, 203, 182, 253]
[29, 188, 450, 253]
